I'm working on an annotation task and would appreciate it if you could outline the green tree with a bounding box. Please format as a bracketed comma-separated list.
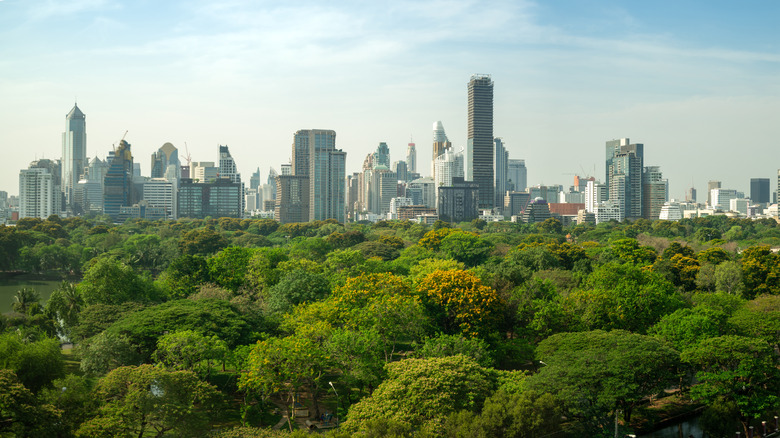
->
[79, 331, 142, 376]
[740, 245, 779, 297]
[566, 263, 684, 333]
[76, 364, 223, 438]
[11, 287, 40, 315]
[714, 260, 744, 295]
[525, 330, 680, 429]
[0, 332, 65, 393]
[44, 281, 84, 339]
[267, 269, 330, 313]
[414, 333, 494, 367]
[648, 307, 726, 351]
[104, 299, 256, 361]
[343, 355, 495, 433]
[152, 329, 229, 377]
[179, 228, 229, 256]
[444, 389, 562, 438]
[681, 335, 780, 435]
[158, 254, 210, 299]
[39, 374, 99, 437]
[0, 369, 61, 437]
[325, 328, 385, 400]
[440, 231, 494, 267]
[208, 246, 256, 292]
[78, 257, 160, 305]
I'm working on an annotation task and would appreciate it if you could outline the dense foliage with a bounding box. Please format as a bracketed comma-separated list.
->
[1, 214, 779, 437]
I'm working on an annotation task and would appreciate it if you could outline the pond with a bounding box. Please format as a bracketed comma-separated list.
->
[638, 416, 705, 438]
[0, 274, 71, 314]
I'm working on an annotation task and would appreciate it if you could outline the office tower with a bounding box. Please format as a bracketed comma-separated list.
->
[373, 143, 391, 169]
[61, 103, 87, 209]
[438, 177, 479, 223]
[432, 121, 452, 178]
[190, 162, 218, 183]
[494, 138, 508, 206]
[406, 177, 436, 209]
[710, 188, 741, 210]
[750, 178, 770, 205]
[103, 140, 136, 222]
[393, 160, 409, 182]
[406, 141, 417, 174]
[642, 166, 668, 220]
[19, 160, 61, 219]
[143, 178, 177, 219]
[274, 175, 310, 223]
[250, 168, 261, 191]
[503, 192, 531, 218]
[434, 149, 465, 206]
[707, 181, 721, 207]
[219, 145, 243, 216]
[150, 143, 179, 179]
[606, 138, 643, 219]
[346, 173, 360, 221]
[585, 180, 608, 213]
[507, 159, 527, 192]
[467, 74, 494, 209]
[302, 129, 345, 222]
[292, 132, 311, 177]
[218, 145, 241, 183]
[178, 178, 242, 219]
[686, 187, 697, 203]
[75, 157, 109, 214]
[370, 168, 397, 215]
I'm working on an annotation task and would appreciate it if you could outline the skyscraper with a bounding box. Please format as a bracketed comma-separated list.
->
[372, 142, 391, 169]
[707, 180, 721, 207]
[218, 145, 241, 183]
[642, 166, 668, 220]
[296, 129, 345, 222]
[507, 159, 527, 192]
[467, 74, 494, 209]
[406, 141, 417, 174]
[19, 159, 61, 219]
[606, 138, 644, 220]
[62, 103, 87, 208]
[150, 142, 180, 179]
[750, 178, 770, 205]
[103, 140, 136, 222]
[494, 138, 508, 206]
[432, 121, 452, 180]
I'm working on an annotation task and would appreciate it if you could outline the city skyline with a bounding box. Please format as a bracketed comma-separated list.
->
[1, 1, 779, 199]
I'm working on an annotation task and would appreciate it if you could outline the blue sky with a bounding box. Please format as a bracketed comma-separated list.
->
[1, 0, 778, 200]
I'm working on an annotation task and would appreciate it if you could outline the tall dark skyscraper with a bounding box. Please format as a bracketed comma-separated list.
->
[62, 103, 86, 208]
[750, 178, 770, 205]
[466, 74, 494, 209]
[103, 140, 136, 222]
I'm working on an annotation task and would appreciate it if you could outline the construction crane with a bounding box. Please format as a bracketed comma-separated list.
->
[183, 142, 192, 167]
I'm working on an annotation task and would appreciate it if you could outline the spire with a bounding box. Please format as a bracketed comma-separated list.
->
[66, 103, 85, 119]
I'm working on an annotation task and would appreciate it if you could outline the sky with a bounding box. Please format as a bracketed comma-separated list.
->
[1, 0, 779, 201]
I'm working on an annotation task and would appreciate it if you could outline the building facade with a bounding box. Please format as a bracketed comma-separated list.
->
[437, 177, 479, 223]
[466, 74, 494, 209]
[61, 104, 87, 209]
[103, 140, 136, 222]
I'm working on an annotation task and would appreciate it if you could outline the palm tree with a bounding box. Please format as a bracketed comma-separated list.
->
[11, 287, 40, 314]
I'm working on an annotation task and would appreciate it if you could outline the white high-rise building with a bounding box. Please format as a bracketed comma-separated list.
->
[406, 141, 417, 174]
[143, 178, 177, 219]
[434, 148, 465, 206]
[62, 104, 87, 209]
[585, 180, 608, 213]
[19, 163, 60, 219]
